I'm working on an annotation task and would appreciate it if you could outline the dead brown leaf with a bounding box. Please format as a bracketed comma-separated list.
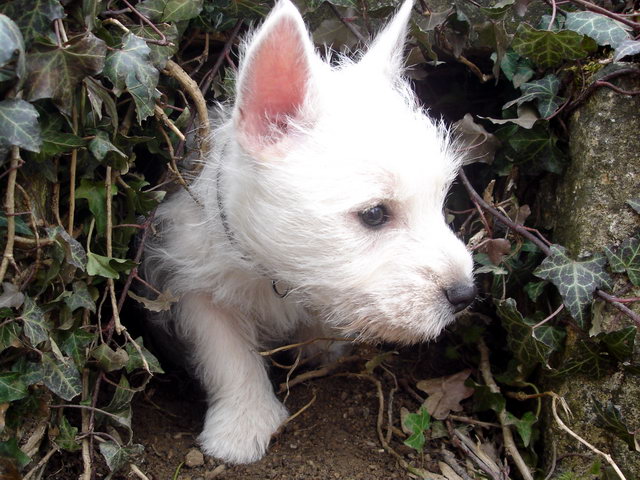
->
[416, 370, 474, 420]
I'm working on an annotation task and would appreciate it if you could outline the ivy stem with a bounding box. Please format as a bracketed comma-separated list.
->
[532, 303, 564, 329]
[596, 290, 640, 327]
[0, 147, 21, 283]
[478, 339, 534, 480]
[68, 103, 78, 235]
[458, 169, 551, 256]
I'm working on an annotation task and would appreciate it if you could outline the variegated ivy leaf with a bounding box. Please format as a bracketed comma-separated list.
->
[99, 441, 144, 473]
[0, 14, 26, 88]
[101, 376, 135, 430]
[565, 11, 631, 48]
[46, 226, 87, 271]
[503, 74, 564, 118]
[125, 337, 164, 374]
[614, 39, 640, 62]
[598, 326, 636, 363]
[549, 338, 614, 379]
[0, 0, 64, 47]
[0, 99, 41, 152]
[0, 372, 28, 402]
[0, 322, 21, 351]
[604, 236, 640, 286]
[495, 298, 565, 366]
[512, 24, 597, 69]
[60, 328, 94, 370]
[534, 245, 612, 329]
[21, 296, 50, 345]
[506, 123, 565, 173]
[25, 33, 107, 114]
[137, 0, 204, 22]
[64, 281, 96, 313]
[103, 33, 160, 123]
[41, 352, 82, 401]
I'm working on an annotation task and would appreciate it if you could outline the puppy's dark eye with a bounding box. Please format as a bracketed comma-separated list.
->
[359, 205, 389, 227]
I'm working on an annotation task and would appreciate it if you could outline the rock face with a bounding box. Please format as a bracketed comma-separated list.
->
[544, 73, 640, 476]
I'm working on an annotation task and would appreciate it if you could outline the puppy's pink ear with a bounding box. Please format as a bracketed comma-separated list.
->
[234, 0, 316, 155]
[360, 0, 414, 77]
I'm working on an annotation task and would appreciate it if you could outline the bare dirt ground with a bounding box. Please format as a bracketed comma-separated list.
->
[128, 343, 453, 480]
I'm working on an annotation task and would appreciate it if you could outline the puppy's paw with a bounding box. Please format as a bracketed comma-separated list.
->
[199, 396, 288, 464]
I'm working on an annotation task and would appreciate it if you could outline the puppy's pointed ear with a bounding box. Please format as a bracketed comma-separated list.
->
[360, 0, 414, 76]
[233, 0, 317, 155]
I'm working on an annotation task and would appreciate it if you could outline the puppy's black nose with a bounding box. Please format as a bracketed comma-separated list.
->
[445, 283, 477, 313]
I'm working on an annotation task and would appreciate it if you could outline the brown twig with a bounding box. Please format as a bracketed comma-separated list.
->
[478, 339, 534, 480]
[328, 3, 368, 44]
[0, 147, 21, 283]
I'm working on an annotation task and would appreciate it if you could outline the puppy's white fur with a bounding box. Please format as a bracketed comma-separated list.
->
[144, 0, 474, 464]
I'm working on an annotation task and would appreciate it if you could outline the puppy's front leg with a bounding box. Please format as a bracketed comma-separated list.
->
[180, 295, 288, 464]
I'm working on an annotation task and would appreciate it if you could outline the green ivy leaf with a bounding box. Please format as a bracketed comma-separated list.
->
[505, 411, 537, 447]
[564, 11, 631, 48]
[402, 407, 431, 451]
[129, 23, 179, 69]
[506, 123, 565, 173]
[98, 441, 144, 473]
[64, 281, 96, 313]
[0, 14, 26, 88]
[0, 321, 21, 351]
[161, 0, 204, 22]
[496, 298, 564, 366]
[0, 438, 30, 468]
[61, 328, 94, 370]
[25, 33, 107, 114]
[511, 24, 597, 68]
[0, 99, 42, 152]
[125, 337, 164, 374]
[75, 179, 117, 236]
[504, 74, 564, 118]
[598, 327, 636, 363]
[41, 352, 82, 400]
[0, 0, 64, 47]
[524, 280, 547, 302]
[55, 415, 81, 452]
[84, 77, 118, 130]
[534, 245, 612, 329]
[103, 33, 160, 124]
[21, 296, 50, 345]
[500, 51, 534, 88]
[88, 130, 126, 162]
[593, 399, 640, 451]
[604, 236, 640, 286]
[86, 253, 135, 280]
[47, 226, 87, 271]
[0, 372, 28, 402]
[91, 343, 129, 372]
[100, 376, 135, 430]
[471, 382, 506, 413]
[550, 339, 614, 379]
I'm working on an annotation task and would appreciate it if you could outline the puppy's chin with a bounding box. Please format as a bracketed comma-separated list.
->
[338, 312, 457, 346]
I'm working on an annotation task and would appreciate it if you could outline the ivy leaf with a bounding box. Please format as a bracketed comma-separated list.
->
[100, 376, 135, 430]
[91, 343, 129, 372]
[496, 298, 565, 366]
[88, 130, 126, 163]
[64, 281, 96, 313]
[125, 337, 164, 374]
[139, 0, 205, 22]
[550, 339, 614, 379]
[0, 438, 30, 468]
[593, 399, 640, 452]
[402, 407, 431, 451]
[21, 296, 50, 345]
[61, 328, 94, 370]
[0, 14, 26, 88]
[47, 226, 87, 271]
[511, 24, 597, 68]
[0, 99, 42, 152]
[598, 327, 636, 363]
[0, 372, 28, 402]
[86, 253, 135, 280]
[25, 33, 107, 114]
[500, 51, 535, 88]
[534, 245, 612, 329]
[614, 39, 640, 62]
[504, 74, 564, 118]
[55, 416, 81, 452]
[471, 382, 506, 413]
[103, 33, 160, 124]
[0, 322, 21, 351]
[41, 352, 82, 401]
[628, 198, 640, 214]
[75, 179, 117, 236]
[0, 0, 64, 47]
[524, 280, 547, 302]
[84, 77, 118, 129]
[564, 11, 631, 48]
[506, 123, 565, 173]
[129, 23, 179, 69]
[99, 441, 144, 473]
[604, 236, 640, 286]
[505, 411, 537, 447]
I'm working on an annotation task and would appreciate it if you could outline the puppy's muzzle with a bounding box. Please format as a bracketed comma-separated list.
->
[445, 283, 477, 313]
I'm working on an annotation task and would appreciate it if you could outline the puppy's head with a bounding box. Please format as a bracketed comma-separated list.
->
[219, 0, 475, 343]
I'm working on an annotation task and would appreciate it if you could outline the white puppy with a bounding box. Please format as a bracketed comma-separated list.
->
[144, 0, 475, 464]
